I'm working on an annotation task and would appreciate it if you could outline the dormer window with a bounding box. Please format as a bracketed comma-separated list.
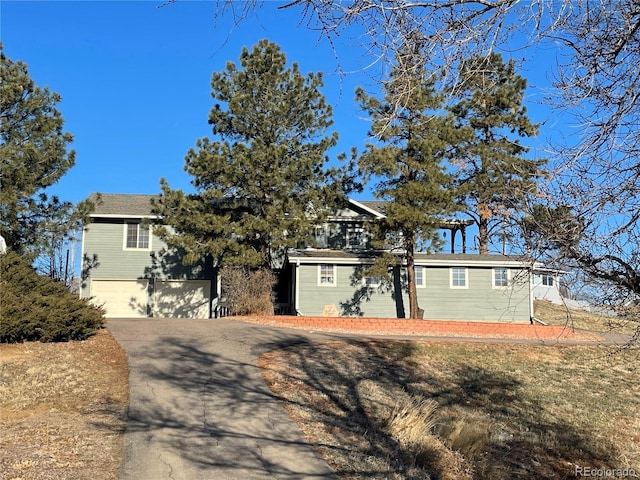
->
[314, 225, 328, 248]
[346, 226, 366, 249]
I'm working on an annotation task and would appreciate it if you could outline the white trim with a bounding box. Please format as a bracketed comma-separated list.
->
[295, 260, 300, 313]
[317, 263, 337, 286]
[90, 213, 160, 219]
[529, 269, 534, 320]
[348, 198, 386, 219]
[541, 273, 555, 286]
[415, 265, 426, 288]
[450, 267, 468, 289]
[288, 254, 535, 269]
[362, 275, 382, 288]
[345, 225, 367, 249]
[122, 222, 152, 251]
[492, 267, 510, 289]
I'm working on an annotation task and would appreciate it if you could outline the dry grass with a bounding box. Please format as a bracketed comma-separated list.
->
[534, 300, 639, 335]
[0, 329, 128, 480]
[260, 340, 640, 479]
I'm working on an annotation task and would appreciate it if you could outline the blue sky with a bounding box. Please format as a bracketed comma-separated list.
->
[2, 1, 558, 209]
[2, 1, 379, 204]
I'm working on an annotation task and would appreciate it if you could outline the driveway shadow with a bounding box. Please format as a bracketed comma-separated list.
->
[109, 319, 339, 479]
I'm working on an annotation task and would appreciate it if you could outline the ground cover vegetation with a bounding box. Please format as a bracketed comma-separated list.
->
[0, 329, 128, 480]
[260, 340, 640, 480]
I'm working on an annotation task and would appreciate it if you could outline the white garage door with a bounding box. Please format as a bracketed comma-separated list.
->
[91, 280, 149, 318]
[153, 280, 211, 318]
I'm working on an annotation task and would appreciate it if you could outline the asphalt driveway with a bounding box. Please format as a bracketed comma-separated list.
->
[107, 317, 340, 480]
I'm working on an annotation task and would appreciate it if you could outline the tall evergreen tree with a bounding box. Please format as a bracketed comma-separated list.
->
[356, 43, 462, 319]
[0, 45, 77, 258]
[450, 53, 544, 254]
[155, 40, 346, 270]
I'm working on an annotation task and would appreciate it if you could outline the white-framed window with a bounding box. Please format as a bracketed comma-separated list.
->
[314, 225, 328, 248]
[124, 222, 150, 250]
[493, 267, 509, 288]
[450, 267, 468, 288]
[415, 266, 425, 288]
[362, 275, 382, 288]
[318, 264, 336, 286]
[542, 273, 554, 286]
[346, 226, 366, 249]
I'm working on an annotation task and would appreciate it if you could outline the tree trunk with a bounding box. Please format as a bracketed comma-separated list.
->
[478, 207, 490, 255]
[406, 241, 423, 319]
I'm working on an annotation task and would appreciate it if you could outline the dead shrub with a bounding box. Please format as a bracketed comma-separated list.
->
[437, 413, 491, 459]
[353, 380, 471, 478]
[220, 266, 276, 316]
[384, 392, 471, 479]
[385, 393, 439, 445]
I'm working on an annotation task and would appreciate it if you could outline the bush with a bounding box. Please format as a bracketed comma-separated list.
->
[1, 250, 104, 343]
[219, 266, 276, 316]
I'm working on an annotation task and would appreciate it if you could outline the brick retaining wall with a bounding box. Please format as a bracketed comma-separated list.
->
[237, 315, 605, 342]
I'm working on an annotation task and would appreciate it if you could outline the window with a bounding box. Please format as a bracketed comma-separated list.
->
[314, 225, 328, 248]
[363, 276, 382, 288]
[346, 226, 366, 249]
[319, 264, 336, 286]
[125, 223, 149, 249]
[415, 266, 425, 287]
[542, 273, 554, 286]
[450, 267, 467, 288]
[493, 267, 509, 288]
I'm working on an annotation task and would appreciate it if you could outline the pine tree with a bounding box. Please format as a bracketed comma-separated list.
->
[0, 45, 77, 258]
[450, 53, 544, 255]
[356, 43, 462, 319]
[155, 40, 346, 270]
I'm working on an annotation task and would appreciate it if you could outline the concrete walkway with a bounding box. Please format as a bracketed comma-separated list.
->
[108, 317, 341, 480]
[108, 317, 630, 480]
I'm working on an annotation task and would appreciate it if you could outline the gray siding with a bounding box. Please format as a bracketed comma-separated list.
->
[296, 264, 531, 322]
[296, 264, 409, 318]
[81, 220, 208, 298]
[418, 267, 530, 322]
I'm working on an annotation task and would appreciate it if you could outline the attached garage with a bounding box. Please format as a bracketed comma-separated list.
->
[90, 279, 149, 318]
[153, 280, 211, 318]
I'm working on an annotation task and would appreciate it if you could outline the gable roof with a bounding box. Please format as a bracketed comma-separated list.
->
[86, 193, 470, 229]
[357, 200, 387, 216]
[87, 193, 388, 219]
[88, 193, 158, 218]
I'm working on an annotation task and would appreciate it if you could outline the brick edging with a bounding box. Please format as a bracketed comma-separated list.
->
[235, 315, 604, 341]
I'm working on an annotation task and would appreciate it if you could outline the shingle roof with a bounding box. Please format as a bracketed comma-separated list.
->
[357, 200, 387, 215]
[88, 193, 158, 217]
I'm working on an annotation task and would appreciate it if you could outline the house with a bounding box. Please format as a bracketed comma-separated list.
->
[81, 193, 539, 322]
[81, 193, 216, 319]
[285, 251, 533, 322]
[531, 267, 565, 304]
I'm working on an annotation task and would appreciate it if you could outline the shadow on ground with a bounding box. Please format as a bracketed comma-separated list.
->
[257, 340, 629, 479]
[112, 330, 338, 479]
